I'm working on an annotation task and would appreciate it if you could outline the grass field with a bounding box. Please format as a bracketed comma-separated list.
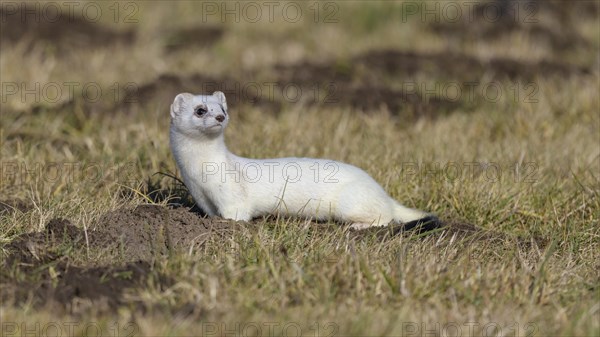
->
[1, 1, 599, 336]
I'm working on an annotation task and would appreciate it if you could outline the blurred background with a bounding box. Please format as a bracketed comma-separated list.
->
[1, 0, 597, 115]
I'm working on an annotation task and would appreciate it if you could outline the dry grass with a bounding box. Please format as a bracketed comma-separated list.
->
[1, 1, 599, 336]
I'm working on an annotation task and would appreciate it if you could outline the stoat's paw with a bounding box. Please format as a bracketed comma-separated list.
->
[349, 222, 375, 231]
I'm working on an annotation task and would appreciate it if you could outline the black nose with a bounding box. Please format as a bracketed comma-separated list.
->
[215, 115, 225, 122]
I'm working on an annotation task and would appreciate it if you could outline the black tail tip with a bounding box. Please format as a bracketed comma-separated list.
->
[402, 215, 443, 233]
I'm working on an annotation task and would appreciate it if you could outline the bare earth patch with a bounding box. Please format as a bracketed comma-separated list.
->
[0, 6, 135, 55]
[0, 199, 32, 215]
[0, 206, 239, 313]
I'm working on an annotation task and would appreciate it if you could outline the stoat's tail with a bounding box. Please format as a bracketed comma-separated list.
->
[393, 202, 442, 232]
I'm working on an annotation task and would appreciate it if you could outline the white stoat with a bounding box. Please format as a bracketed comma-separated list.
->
[169, 91, 438, 230]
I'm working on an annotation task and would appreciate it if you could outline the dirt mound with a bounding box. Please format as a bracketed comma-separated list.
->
[270, 61, 460, 116]
[1, 218, 153, 312]
[163, 26, 225, 53]
[429, 0, 595, 52]
[95, 205, 237, 261]
[1, 206, 238, 312]
[355, 50, 590, 82]
[431, 20, 590, 52]
[4, 205, 237, 265]
[118, 73, 282, 114]
[0, 5, 135, 54]
[1, 259, 152, 312]
[334, 85, 459, 118]
[0, 199, 32, 215]
[272, 61, 354, 86]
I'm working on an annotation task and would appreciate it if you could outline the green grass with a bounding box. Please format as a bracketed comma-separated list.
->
[1, 1, 599, 336]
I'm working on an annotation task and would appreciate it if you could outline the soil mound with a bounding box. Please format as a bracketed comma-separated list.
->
[0, 206, 237, 312]
[0, 5, 135, 55]
[163, 26, 225, 53]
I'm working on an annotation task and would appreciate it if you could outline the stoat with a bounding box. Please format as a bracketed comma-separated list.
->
[169, 91, 438, 230]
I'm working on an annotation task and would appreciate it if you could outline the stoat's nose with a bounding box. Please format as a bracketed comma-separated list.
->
[215, 115, 225, 122]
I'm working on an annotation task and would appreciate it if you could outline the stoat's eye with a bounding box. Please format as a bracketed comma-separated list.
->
[194, 106, 207, 117]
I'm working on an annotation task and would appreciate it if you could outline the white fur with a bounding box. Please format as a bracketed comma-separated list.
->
[170, 92, 431, 229]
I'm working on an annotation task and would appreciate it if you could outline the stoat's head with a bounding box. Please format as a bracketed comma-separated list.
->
[170, 91, 229, 138]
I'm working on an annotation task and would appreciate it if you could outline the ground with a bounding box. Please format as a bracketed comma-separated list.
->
[0, 1, 599, 336]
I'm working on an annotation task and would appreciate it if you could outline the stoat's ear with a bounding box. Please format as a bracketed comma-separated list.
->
[213, 91, 227, 111]
[171, 93, 194, 118]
